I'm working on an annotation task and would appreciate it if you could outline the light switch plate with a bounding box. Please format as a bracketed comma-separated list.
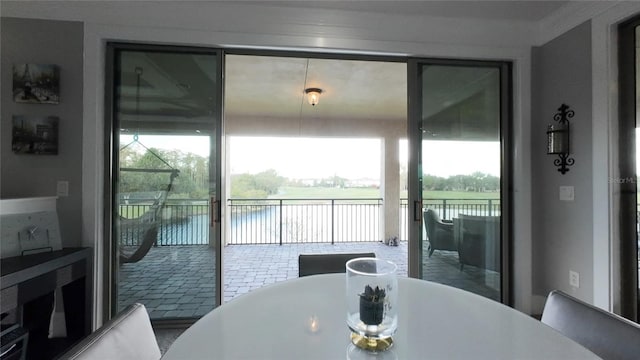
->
[559, 186, 574, 201]
[56, 181, 69, 197]
[569, 270, 580, 288]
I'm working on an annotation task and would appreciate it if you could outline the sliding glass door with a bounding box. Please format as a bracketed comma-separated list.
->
[408, 59, 511, 303]
[106, 44, 222, 322]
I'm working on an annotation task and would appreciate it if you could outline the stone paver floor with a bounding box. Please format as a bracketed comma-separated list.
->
[222, 241, 408, 302]
[119, 241, 499, 320]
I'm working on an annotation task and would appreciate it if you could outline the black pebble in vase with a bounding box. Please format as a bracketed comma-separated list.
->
[359, 285, 385, 325]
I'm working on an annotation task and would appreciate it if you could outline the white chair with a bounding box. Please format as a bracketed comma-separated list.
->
[541, 290, 640, 360]
[59, 303, 161, 360]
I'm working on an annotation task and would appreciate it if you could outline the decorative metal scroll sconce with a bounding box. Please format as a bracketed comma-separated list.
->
[547, 103, 575, 174]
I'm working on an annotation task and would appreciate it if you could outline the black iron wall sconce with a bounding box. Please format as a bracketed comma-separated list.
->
[547, 103, 575, 174]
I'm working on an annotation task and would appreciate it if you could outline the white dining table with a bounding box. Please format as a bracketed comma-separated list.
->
[162, 274, 599, 360]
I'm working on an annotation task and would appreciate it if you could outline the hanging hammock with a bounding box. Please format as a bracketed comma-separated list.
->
[118, 136, 179, 264]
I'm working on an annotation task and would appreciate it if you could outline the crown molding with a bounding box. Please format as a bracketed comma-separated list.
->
[536, 1, 619, 46]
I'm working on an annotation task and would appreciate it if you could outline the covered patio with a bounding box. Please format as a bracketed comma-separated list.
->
[118, 242, 499, 320]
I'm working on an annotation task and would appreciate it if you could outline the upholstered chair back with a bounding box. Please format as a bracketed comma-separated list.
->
[60, 303, 160, 360]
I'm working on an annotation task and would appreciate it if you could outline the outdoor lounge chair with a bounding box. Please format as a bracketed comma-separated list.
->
[456, 214, 500, 271]
[423, 209, 456, 257]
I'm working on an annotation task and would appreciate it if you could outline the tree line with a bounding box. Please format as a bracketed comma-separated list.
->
[231, 170, 285, 199]
[119, 146, 209, 199]
[422, 171, 499, 192]
[119, 147, 498, 200]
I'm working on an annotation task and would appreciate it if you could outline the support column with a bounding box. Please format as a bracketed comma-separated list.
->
[381, 135, 400, 242]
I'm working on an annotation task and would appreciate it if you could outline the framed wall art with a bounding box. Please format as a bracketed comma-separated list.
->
[12, 64, 60, 104]
[12, 115, 59, 155]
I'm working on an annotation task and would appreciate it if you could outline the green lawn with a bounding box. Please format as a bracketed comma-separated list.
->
[420, 190, 499, 200]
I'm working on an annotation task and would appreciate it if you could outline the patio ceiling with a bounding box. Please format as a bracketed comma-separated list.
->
[118, 0, 569, 141]
[113, 1, 568, 141]
[118, 53, 407, 124]
[118, 51, 500, 141]
[224, 55, 407, 124]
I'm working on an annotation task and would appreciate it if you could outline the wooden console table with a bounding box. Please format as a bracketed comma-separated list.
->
[1, 248, 92, 359]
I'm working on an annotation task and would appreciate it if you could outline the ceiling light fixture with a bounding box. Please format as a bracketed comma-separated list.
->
[305, 88, 322, 106]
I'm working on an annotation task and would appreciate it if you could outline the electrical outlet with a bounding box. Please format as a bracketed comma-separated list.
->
[569, 270, 580, 288]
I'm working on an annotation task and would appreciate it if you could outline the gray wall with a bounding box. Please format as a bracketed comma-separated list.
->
[531, 21, 594, 302]
[1, 17, 84, 247]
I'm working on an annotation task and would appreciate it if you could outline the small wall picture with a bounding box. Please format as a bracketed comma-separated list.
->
[12, 115, 59, 155]
[12, 64, 60, 104]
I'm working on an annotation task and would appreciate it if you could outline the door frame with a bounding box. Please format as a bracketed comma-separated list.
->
[617, 15, 640, 322]
[103, 47, 516, 323]
[407, 58, 513, 305]
[103, 42, 224, 325]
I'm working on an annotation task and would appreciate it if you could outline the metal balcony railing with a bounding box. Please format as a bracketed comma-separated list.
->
[399, 198, 501, 241]
[119, 199, 209, 246]
[228, 198, 383, 245]
[118, 197, 500, 246]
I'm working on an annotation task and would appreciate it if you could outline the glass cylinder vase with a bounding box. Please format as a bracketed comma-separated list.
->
[346, 258, 398, 352]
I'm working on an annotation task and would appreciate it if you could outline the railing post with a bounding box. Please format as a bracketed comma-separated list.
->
[442, 199, 447, 220]
[331, 199, 335, 245]
[279, 199, 283, 246]
[153, 208, 161, 247]
[488, 199, 493, 216]
[156, 205, 161, 246]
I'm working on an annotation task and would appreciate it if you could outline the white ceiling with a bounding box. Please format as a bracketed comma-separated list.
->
[242, 0, 570, 22]
[114, 1, 572, 140]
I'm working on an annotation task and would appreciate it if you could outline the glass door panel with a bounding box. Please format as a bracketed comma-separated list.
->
[408, 59, 509, 303]
[636, 24, 640, 318]
[618, 16, 640, 321]
[110, 45, 221, 321]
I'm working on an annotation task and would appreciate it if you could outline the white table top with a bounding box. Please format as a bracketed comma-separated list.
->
[163, 274, 599, 360]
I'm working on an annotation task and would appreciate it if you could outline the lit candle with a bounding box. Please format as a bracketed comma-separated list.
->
[308, 315, 320, 333]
